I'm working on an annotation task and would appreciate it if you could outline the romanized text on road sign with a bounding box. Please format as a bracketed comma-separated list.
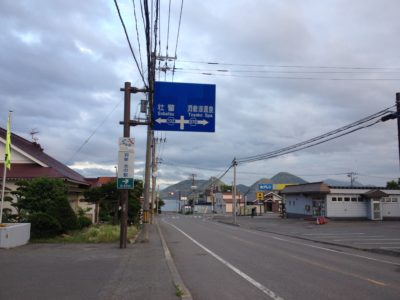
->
[153, 81, 216, 132]
[259, 183, 273, 191]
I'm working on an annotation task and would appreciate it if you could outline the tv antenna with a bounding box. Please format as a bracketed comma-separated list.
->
[30, 128, 40, 143]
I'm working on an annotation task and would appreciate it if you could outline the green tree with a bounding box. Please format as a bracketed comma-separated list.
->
[84, 179, 143, 225]
[386, 179, 400, 189]
[12, 178, 78, 235]
[220, 185, 232, 192]
[157, 198, 165, 213]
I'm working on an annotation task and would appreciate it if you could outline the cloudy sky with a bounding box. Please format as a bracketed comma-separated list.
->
[1, 0, 400, 188]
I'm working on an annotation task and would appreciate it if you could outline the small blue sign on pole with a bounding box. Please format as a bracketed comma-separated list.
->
[259, 183, 273, 191]
[153, 81, 216, 132]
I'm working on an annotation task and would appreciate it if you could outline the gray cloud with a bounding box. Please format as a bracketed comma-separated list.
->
[1, 0, 399, 189]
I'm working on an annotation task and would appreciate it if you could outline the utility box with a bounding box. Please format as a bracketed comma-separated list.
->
[0, 223, 31, 249]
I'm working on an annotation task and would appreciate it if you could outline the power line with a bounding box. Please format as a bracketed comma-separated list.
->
[237, 106, 394, 165]
[174, 70, 400, 81]
[175, 67, 400, 74]
[177, 59, 400, 70]
[67, 99, 122, 164]
[157, 0, 162, 80]
[161, 160, 227, 172]
[165, 0, 172, 58]
[237, 106, 394, 162]
[143, 0, 152, 84]
[113, 0, 147, 88]
[132, 0, 145, 75]
[238, 120, 382, 164]
[172, 0, 184, 81]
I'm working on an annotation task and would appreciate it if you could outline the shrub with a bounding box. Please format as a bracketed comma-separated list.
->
[28, 213, 63, 238]
[77, 216, 92, 229]
[13, 178, 78, 232]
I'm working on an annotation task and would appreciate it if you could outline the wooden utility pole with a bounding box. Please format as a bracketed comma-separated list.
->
[396, 93, 400, 170]
[232, 158, 237, 224]
[119, 81, 131, 249]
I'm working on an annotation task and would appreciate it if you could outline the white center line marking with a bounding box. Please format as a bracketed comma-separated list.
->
[165, 221, 284, 300]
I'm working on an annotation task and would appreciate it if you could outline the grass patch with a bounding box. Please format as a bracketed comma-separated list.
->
[175, 284, 184, 297]
[32, 224, 138, 243]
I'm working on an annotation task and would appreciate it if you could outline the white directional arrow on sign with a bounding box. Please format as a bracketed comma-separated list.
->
[155, 116, 209, 130]
[197, 119, 208, 126]
[155, 118, 168, 124]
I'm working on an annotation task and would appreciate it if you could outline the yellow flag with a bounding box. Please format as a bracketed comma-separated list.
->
[5, 113, 11, 170]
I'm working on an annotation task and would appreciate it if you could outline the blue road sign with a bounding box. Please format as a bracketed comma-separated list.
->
[153, 81, 216, 132]
[259, 183, 273, 191]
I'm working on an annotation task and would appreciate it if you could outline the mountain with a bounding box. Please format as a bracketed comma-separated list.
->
[270, 172, 307, 184]
[236, 184, 250, 194]
[160, 179, 205, 198]
[160, 177, 226, 199]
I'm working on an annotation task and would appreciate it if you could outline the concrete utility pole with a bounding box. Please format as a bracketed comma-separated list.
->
[190, 173, 197, 209]
[347, 172, 357, 188]
[151, 136, 157, 221]
[142, 50, 157, 242]
[232, 158, 237, 224]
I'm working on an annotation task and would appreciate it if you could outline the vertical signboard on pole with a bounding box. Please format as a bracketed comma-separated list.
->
[117, 137, 135, 189]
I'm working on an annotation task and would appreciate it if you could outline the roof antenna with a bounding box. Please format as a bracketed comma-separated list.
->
[30, 128, 39, 143]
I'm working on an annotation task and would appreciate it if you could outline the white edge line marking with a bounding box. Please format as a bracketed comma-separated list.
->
[165, 220, 284, 300]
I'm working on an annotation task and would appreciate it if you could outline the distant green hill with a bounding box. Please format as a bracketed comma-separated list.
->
[160, 172, 307, 201]
[160, 177, 226, 199]
[270, 172, 307, 184]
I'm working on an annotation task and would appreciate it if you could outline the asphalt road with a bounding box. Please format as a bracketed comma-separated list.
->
[0, 224, 178, 300]
[159, 214, 400, 300]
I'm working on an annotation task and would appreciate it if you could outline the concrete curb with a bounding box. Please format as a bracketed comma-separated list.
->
[156, 220, 193, 300]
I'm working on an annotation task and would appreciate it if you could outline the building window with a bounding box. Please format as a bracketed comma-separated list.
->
[386, 198, 392, 202]
[358, 197, 364, 202]
[344, 197, 350, 202]
[332, 197, 337, 201]
[293, 200, 296, 206]
[351, 197, 357, 202]
[392, 198, 398, 202]
[289, 200, 291, 206]
[338, 197, 343, 201]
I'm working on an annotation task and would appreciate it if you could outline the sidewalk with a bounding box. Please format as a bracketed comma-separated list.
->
[0, 221, 182, 300]
[212, 213, 400, 257]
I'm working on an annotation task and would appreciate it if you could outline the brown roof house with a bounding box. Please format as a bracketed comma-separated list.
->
[0, 128, 93, 221]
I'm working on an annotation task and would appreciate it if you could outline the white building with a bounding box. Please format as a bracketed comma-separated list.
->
[281, 182, 400, 220]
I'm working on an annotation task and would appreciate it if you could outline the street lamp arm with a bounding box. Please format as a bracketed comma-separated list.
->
[381, 112, 400, 122]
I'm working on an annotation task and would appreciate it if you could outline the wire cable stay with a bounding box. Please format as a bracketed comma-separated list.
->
[113, 0, 147, 88]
